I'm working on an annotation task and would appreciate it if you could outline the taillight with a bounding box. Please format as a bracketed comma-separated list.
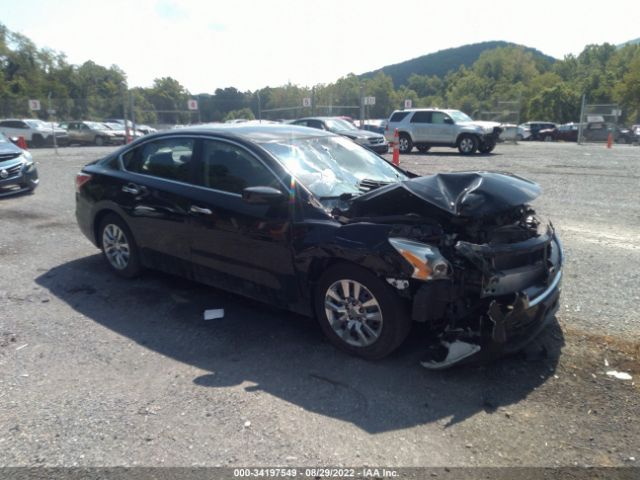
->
[75, 172, 92, 192]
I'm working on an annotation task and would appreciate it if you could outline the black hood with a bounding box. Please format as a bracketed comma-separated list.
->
[349, 172, 541, 218]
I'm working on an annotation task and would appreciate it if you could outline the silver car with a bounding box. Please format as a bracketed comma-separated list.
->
[67, 121, 125, 146]
[385, 108, 502, 154]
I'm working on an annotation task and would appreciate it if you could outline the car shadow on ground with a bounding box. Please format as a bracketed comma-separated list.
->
[36, 255, 564, 434]
[403, 151, 502, 157]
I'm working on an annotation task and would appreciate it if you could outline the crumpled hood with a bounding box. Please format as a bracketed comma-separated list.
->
[350, 171, 541, 217]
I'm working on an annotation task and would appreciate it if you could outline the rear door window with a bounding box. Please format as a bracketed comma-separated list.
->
[123, 137, 196, 183]
[410, 111, 432, 123]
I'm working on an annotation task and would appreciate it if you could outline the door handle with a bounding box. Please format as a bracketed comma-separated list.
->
[190, 205, 212, 215]
[122, 183, 145, 195]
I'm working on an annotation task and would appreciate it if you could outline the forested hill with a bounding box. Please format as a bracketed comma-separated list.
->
[359, 41, 556, 87]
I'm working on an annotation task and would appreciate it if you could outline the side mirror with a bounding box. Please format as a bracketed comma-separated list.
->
[242, 186, 286, 205]
[444, 118, 454, 125]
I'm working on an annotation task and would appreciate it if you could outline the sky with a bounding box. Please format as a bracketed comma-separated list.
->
[2, 0, 639, 93]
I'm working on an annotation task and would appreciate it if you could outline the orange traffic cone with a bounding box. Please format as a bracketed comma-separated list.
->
[606, 133, 613, 149]
[17, 136, 28, 150]
[392, 128, 400, 166]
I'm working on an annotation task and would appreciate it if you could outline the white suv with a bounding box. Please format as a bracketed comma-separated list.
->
[0, 119, 69, 147]
[385, 109, 502, 154]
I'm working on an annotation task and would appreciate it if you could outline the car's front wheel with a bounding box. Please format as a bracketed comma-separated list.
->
[478, 140, 496, 154]
[95, 136, 105, 146]
[314, 264, 411, 360]
[99, 214, 142, 278]
[457, 134, 478, 154]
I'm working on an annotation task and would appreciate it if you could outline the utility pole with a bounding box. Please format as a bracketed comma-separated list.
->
[359, 84, 364, 127]
[257, 91, 262, 121]
[577, 94, 586, 145]
[129, 91, 136, 135]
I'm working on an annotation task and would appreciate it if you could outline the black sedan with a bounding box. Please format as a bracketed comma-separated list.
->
[75, 125, 562, 367]
[0, 133, 39, 196]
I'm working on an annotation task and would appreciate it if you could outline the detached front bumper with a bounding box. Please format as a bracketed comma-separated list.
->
[421, 229, 563, 369]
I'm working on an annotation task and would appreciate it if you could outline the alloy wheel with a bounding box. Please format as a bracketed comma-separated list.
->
[324, 279, 383, 347]
[102, 223, 130, 270]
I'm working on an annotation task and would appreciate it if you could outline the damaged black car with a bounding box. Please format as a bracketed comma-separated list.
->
[75, 125, 562, 368]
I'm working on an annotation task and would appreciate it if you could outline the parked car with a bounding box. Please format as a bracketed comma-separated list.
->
[104, 122, 144, 140]
[517, 122, 557, 141]
[67, 121, 126, 146]
[360, 119, 387, 135]
[75, 125, 562, 367]
[136, 124, 157, 135]
[291, 116, 388, 154]
[0, 132, 39, 196]
[385, 109, 502, 154]
[582, 122, 636, 144]
[498, 124, 518, 142]
[0, 118, 69, 147]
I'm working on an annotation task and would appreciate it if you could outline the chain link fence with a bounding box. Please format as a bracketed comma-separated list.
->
[577, 102, 636, 144]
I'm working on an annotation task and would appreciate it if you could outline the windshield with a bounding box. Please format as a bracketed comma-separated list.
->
[324, 118, 357, 131]
[260, 135, 407, 198]
[448, 110, 473, 123]
[105, 123, 123, 130]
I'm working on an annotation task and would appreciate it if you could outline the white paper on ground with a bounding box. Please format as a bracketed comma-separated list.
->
[204, 309, 225, 320]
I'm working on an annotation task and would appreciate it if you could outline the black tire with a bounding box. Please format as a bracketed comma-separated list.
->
[478, 140, 496, 154]
[543, 135, 553, 142]
[516, 134, 523, 141]
[94, 136, 105, 147]
[98, 213, 142, 278]
[457, 134, 478, 154]
[31, 134, 44, 148]
[417, 145, 430, 153]
[617, 136, 627, 144]
[398, 133, 413, 153]
[314, 263, 411, 360]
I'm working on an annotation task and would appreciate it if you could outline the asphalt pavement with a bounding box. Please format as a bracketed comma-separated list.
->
[0, 142, 638, 467]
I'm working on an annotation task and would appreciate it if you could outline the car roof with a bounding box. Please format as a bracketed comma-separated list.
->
[141, 124, 335, 143]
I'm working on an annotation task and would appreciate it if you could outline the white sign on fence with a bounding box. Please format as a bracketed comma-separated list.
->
[404, 99, 412, 109]
[187, 99, 198, 111]
[364, 96, 376, 106]
[302, 97, 312, 107]
[28, 99, 41, 111]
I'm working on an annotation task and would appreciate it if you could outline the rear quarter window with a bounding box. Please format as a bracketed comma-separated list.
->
[389, 112, 409, 123]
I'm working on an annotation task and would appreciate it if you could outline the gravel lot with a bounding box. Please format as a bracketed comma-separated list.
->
[0, 142, 638, 468]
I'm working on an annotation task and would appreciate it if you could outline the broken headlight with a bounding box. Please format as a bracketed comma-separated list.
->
[388, 237, 452, 281]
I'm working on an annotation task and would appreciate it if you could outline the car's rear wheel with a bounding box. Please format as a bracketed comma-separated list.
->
[457, 134, 478, 154]
[99, 214, 141, 278]
[398, 134, 413, 153]
[417, 145, 430, 153]
[617, 136, 627, 144]
[543, 135, 553, 142]
[314, 264, 411, 360]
